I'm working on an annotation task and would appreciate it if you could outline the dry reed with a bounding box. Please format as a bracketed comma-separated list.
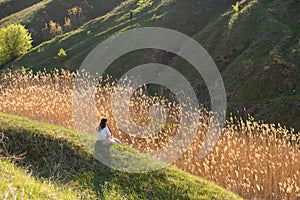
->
[0, 68, 299, 199]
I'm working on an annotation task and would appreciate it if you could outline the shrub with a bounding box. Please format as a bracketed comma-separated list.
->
[47, 20, 63, 37]
[0, 24, 32, 66]
[56, 48, 67, 60]
[67, 6, 84, 29]
[232, 1, 240, 13]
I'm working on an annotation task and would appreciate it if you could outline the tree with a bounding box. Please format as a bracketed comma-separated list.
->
[0, 24, 32, 66]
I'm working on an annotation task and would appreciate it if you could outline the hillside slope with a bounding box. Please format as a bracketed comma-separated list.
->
[0, 0, 123, 45]
[0, 159, 84, 199]
[2, 0, 300, 129]
[0, 0, 41, 19]
[0, 112, 241, 199]
[6, 0, 233, 69]
[192, 0, 300, 129]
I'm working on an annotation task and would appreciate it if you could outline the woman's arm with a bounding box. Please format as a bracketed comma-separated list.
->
[107, 125, 113, 137]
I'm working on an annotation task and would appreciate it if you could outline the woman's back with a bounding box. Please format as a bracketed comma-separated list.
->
[96, 127, 111, 141]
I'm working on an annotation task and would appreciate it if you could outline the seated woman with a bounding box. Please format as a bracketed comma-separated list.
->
[96, 118, 121, 145]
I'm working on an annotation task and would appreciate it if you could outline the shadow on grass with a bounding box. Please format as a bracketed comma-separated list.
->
[0, 128, 111, 196]
[0, 127, 188, 199]
[0, 112, 241, 199]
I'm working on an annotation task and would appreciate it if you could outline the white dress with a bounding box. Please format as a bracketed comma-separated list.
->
[96, 127, 111, 140]
[96, 127, 121, 144]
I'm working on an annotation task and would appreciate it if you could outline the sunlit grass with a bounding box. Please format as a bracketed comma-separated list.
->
[0, 159, 85, 199]
[0, 0, 51, 27]
[0, 112, 240, 200]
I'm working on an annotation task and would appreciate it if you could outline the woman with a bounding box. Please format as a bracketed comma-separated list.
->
[96, 118, 121, 145]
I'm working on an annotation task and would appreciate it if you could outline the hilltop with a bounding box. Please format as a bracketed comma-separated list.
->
[1, 0, 300, 129]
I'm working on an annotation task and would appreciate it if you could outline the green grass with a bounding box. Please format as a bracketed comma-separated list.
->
[0, 0, 13, 8]
[6, 0, 232, 71]
[0, 0, 124, 46]
[1, 0, 299, 130]
[0, 159, 85, 199]
[0, 0, 52, 27]
[0, 112, 241, 199]
[188, 0, 300, 130]
[0, 0, 43, 20]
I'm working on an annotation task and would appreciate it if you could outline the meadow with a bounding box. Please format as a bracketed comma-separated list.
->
[0, 68, 299, 199]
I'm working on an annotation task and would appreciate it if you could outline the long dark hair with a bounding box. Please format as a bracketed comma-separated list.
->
[97, 118, 107, 131]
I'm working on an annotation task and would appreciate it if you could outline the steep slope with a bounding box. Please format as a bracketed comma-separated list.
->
[3, 0, 300, 129]
[7, 0, 233, 69]
[0, 160, 84, 199]
[0, 0, 123, 45]
[0, 0, 42, 19]
[0, 112, 241, 199]
[191, 0, 300, 129]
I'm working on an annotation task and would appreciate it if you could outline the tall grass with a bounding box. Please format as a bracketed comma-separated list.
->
[0, 68, 299, 199]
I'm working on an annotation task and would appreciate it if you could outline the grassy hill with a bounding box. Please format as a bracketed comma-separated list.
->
[0, 112, 241, 199]
[0, 160, 84, 199]
[191, 0, 300, 129]
[1, 0, 300, 130]
[0, 0, 123, 45]
[0, 0, 41, 19]
[5, 0, 233, 69]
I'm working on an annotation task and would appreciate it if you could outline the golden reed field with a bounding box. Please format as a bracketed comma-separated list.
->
[0, 69, 299, 199]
